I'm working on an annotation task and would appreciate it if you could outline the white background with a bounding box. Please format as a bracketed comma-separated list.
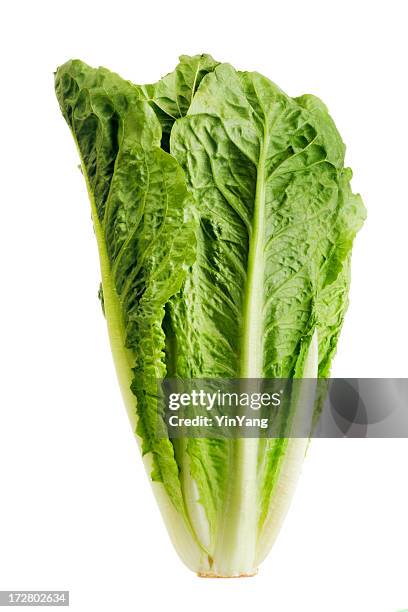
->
[1, 1, 407, 611]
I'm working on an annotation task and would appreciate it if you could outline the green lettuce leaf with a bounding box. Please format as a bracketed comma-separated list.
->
[168, 63, 365, 572]
[139, 54, 219, 150]
[55, 59, 195, 516]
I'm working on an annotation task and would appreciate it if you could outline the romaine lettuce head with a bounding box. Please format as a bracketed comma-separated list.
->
[55, 55, 365, 577]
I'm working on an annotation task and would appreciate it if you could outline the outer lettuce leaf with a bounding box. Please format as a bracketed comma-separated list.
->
[55, 60, 196, 517]
[169, 64, 365, 571]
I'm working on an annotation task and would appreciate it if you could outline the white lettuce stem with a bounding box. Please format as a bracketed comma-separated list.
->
[207, 438, 258, 576]
[205, 136, 269, 577]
